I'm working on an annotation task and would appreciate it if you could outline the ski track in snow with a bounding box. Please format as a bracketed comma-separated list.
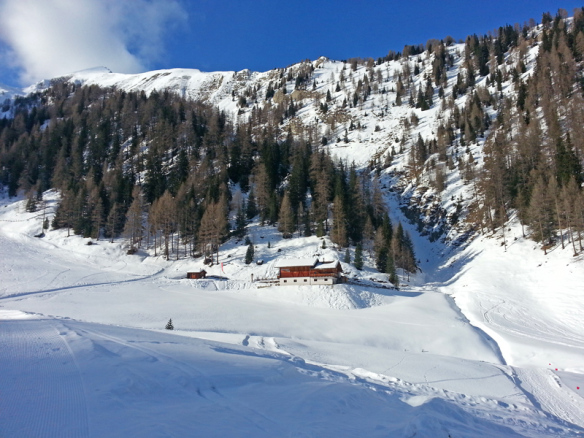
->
[62, 323, 285, 435]
[511, 367, 584, 429]
[2, 193, 584, 436]
[0, 319, 90, 438]
[1, 269, 166, 302]
[244, 333, 583, 437]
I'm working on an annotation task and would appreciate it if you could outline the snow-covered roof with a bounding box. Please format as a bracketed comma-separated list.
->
[312, 260, 341, 270]
[274, 258, 341, 270]
[274, 258, 318, 268]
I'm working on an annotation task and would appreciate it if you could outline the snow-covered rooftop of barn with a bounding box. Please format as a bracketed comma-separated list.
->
[313, 260, 341, 270]
[274, 258, 318, 268]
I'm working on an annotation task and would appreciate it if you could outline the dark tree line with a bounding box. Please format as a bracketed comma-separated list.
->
[475, 10, 584, 254]
[390, 10, 584, 255]
[0, 82, 418, 275]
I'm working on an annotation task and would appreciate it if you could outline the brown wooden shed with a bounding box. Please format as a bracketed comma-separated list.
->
[186, 270, 207, 279]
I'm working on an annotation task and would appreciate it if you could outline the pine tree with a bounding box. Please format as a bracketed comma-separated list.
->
[376, 245, 388, 273]
[106, 202, 121, 243]
[25, 190, 38, 212]
[288, 150, 308, 211]
[331, 195, 348, 247]
[354, 243, 364, 270]
[401, 231, 417, 274]
[562, 177, 584, 253]
[528, 175, 554, 251]
[124, 186, 143, 249]
[555, 136, 582, 187]
[252, 161, 273, 224]
[246, 188, 258, 220]
[371, 177, 386, 224]
[198, 201, 227, 263]
[363, 216, 375, 255]
[234, 204, 247, 239]
[386, 252, 399, 287]
[165, 319, 174, 330]
[278, 191, 295, 238]
[346, 165, 364, 243]
[91, 197, 104, 240]
[151, 191, 177, 260]
[245, 243, 254, 264]
[344, 248, 351, 263]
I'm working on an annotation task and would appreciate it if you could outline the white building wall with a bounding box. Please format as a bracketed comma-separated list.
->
[279, 277, 311, 286]
[279, 277, 337, 286]
[310, 277, 336, 285]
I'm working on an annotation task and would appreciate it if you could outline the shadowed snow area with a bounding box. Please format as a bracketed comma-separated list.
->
[1, 191, 584, 437]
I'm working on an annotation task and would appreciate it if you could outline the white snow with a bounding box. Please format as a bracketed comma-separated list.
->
[2, 29, 584, 435]
[1, 189, 583, 437]
[274, 257, 318, 268]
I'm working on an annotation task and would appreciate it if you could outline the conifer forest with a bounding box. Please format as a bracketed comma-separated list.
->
[1, 9, 584, 276]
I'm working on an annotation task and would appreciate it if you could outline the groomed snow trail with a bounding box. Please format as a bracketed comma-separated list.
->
[0, 317, 90, 438]
[511, 367, 584, 429]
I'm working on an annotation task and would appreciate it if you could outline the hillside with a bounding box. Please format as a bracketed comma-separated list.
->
[2, 14, 583, 251]
[1, 183, 583, 437]
[1, 10, 584, 437]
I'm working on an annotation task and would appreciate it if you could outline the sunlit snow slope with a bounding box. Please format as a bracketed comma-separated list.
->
[1, 190, 583, 437]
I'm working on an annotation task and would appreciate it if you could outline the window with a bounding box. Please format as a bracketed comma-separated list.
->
[304, 279, 307, 282]
[294, 279, 297, 283]
[284, 279, 287, 283]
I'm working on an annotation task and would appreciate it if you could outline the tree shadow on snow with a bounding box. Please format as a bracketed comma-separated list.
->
[426, 248, 483, 287]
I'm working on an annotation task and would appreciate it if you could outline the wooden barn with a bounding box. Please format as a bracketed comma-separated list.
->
[275, 258, 343, 286]
[186, 270, 207, 279]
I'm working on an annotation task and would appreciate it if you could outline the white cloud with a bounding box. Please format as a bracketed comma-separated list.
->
[0, 0, 186, 85]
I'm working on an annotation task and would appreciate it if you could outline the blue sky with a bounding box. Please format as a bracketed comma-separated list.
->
[0, 0, 582, 87]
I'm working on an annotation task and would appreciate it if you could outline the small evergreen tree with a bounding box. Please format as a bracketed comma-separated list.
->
[354, 243, 364, 270]
[386, 253, 399, 287]
[344, 248, 351, 263]
[246, 189, 258, 220]
[165, 319, 174, 330]
[376, 246, 388, 273]
[303, 215, 312, 237]
[234, 205, 247, 238]
[316, 221, 325, 237]
[245, 243, 254, 264]
[25, 192, 38, 212]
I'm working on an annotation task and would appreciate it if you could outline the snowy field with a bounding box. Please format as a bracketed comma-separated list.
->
[1, 191, 584, 437]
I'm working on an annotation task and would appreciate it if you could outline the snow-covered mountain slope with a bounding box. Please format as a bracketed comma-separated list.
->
[1, 190, 583, 437]
[3, 21, 555, 251]
[18, 30, 538, 243]
[53, 66, 242, 106]
[0, 83, 26, 118]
